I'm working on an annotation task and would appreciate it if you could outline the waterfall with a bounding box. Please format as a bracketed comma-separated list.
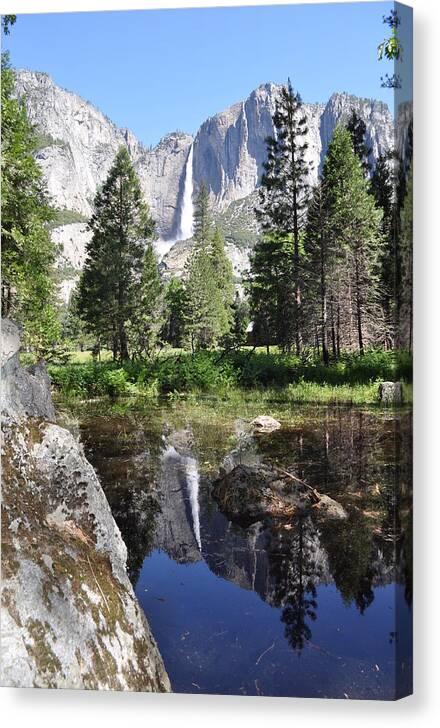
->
[178, 144, 194, 241]
[154, 143, 194, 260]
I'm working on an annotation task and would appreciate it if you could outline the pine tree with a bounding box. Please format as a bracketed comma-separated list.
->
[130, 240, 163, 357]
[370, 153, 396, 347]
[346, 109, 372, 175]
[322, 125, 383, 353]
[304, 180, 336, 365]
[247, 234, 294, 353]
[77, 146, 155, 360]
[193, 181, 211, 244]
[161, 278, 187, 349]
[399, 162, 413, 350]
[226, 292, 250, 348]
[209, 226, 234, 332]
[185, 246, 225, 351]
[184, 188, 233, 350]
[1, 44, 60, 355]
[256, 79, 311, 353]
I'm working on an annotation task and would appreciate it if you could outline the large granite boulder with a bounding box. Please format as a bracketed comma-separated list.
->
[1, 319, 171, 691]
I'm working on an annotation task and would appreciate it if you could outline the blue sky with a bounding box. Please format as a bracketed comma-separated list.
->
[3, 2, 412, 147]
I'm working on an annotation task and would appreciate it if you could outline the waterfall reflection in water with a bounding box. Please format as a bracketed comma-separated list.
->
[161, 444, 202, 551]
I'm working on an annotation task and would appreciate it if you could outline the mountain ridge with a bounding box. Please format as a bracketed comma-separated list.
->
[14, 68, 396, 298]
[15, 68, 394, 237]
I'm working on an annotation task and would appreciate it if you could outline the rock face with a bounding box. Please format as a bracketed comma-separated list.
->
[16, 70, 394, 245]
[52, 222, 91, 270]
[0, 319, 56, 421]
[1, 319, 171, 691]
[318, 92, 393, 172]
[14, 70, 192, 240]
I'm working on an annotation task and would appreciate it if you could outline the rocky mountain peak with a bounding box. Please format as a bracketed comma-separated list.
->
[14, 69, 397, 297]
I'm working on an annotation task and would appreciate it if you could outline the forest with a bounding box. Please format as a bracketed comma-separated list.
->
[1, 18, 413, 405]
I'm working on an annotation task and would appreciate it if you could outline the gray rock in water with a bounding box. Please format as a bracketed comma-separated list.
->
[212, 464, 302, 524]
[379, 381, 403, 405]
[313, 494, 348, 521]
[251, 415, 281, 433]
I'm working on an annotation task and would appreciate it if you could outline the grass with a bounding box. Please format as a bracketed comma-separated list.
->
[46, 347, 412, 406]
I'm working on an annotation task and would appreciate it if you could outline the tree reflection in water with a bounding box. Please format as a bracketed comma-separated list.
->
[75, 403, 412, 660]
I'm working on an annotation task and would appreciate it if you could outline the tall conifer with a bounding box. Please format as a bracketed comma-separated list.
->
[78, 146, 155, 360]
[256, 79, 311, 353]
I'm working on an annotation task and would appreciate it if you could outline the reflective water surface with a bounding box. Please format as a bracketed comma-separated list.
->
[61, 398, 412, 699]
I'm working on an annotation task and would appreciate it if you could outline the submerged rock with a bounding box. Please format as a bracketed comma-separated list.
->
[250, 415, 281, 434]
[313, 494, 348, 521]
[212, 463, 347, 525]
[212, 464, 302, 525]
[1, 318, 171, 691]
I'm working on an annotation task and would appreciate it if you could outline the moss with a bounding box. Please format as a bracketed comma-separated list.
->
[25, 619, 62, 685]
[1, 587, 23, 627]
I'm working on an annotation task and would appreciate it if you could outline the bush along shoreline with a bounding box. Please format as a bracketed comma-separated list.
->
[46, 349, 412, 405]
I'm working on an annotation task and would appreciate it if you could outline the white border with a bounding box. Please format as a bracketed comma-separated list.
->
[1, 0, 439, 725]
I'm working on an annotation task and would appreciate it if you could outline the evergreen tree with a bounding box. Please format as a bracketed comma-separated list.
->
[130, 240, 163, 357]
[193, 181, 211, 244]
[322, 125, 383, 353]
[185, 245, 225, 351]
[399, 162, 413, 350]
[1, 30, 60, 356]
[61, 284, 92, 352]
[161, 277, 188, 349]
[209, 226, 235, 332]
[370, 153, 396, 347]
[184, 187, 233, 350]
[346, 109, 372, 175]
[256, 79, 311, 353]
[229, 292, 250, 347]
[247, 234, 294, 353]
[77, 146, 155, 360]
[304, 180, 336, 365]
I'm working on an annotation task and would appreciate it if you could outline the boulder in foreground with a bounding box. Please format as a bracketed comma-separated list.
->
[1, 319, 171, 691]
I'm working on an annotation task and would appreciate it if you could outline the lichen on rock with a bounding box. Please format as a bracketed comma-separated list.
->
[1, 319, 171, 691]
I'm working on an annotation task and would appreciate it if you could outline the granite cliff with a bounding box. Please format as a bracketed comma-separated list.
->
[15, 69, 396, 287]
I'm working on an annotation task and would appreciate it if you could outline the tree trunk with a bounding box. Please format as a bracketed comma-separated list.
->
[354, 258, 364, 355]
[336, 295, 341, 359]
[320, 256, 329, 366]
[330, 299, 337, 360]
